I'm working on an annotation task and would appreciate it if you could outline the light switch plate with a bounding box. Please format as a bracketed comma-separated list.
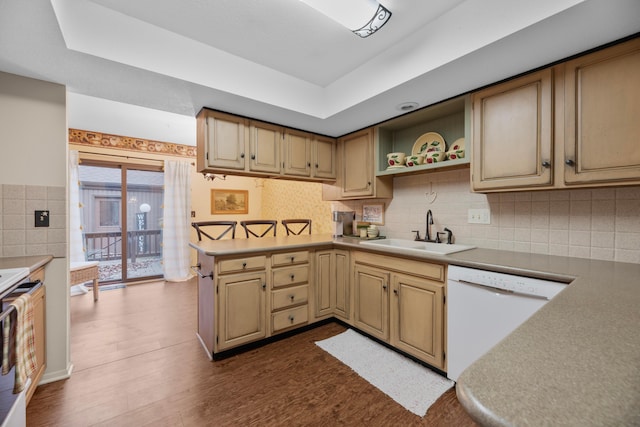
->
[35, 210, 50, 227]
[468, 208, 491, 224]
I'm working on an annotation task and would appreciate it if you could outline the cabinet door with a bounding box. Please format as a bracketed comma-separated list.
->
[249, 121, 282, 173]
[218, 272, 267, 351]
[340, 128, 374, 197]
[283, 129, 311, 177]
[315, 250, 350, 320]
[334, 250, 350, 320]
[472, 68, 553, 191]
[390, 273, 445, 369]
[564, 38, 640, 185]
[353, 264, 389, 341]
[201, 111, 248, 170]
[313, 136, 337, 179]
[27, 284, 46, 404]
[315, 250, 333, 318]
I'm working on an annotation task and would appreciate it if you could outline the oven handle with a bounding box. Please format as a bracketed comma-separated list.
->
[454, 279, 550, 301]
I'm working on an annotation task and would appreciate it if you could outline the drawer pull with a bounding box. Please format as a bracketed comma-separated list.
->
[290, 256, 295, 263]
[262, 283, 266, 290]
[289, 295, 295, 301]
[290, 274, 295, 281]
[288, 315, 295, 323]
[242, 262, 247, 269]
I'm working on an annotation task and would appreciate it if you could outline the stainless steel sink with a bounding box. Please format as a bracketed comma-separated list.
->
[360, 238, 476, 255]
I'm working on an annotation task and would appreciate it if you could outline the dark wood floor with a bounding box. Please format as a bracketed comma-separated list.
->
[27, 279, 477, 426]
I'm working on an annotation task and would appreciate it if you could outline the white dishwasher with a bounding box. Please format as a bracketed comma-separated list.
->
[447, 265, 566, 381]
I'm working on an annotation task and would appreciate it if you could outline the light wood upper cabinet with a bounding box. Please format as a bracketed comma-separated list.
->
[472, 68, 554, 191]
[313, 135, 337, 179]
[197, 108, 336, 182]
[563, 38, 640, 185]
[323, 127, 393, 200]
[249, 121, 281, 174]
[283, 129, 312, 177]
[472, 37, 640, 192]
[197, 110, 248, 171]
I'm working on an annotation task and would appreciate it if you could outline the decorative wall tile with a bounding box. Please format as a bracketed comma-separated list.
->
[0, 184, 66, 258]
[26, 185, 47, 200]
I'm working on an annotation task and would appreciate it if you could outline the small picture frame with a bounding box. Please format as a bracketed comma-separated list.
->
[211, 189, 248, 215]
[362, 204, 384, 225]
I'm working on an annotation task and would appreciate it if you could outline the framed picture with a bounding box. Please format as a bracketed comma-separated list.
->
[362, 203, 384, 225]
[211, 189, 248, 214]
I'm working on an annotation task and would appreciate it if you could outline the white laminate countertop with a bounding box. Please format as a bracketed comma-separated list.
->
[190, 235, 640, 426]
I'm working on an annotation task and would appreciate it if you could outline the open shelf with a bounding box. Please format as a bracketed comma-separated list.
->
[375, 95, 470, 176]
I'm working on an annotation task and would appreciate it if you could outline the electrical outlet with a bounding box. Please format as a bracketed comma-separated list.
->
[468, 208, 491, 224]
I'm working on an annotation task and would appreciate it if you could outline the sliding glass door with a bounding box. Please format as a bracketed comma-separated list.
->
[78, 162, 164, 284]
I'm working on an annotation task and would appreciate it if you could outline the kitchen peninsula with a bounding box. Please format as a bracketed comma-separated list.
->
[191, 235, 640, 426]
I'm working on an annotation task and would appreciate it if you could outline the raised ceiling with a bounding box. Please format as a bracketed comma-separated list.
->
[0, 0, 639, 138]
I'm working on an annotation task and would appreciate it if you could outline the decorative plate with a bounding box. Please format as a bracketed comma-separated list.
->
[412, 132, 445, 155]
[449, 137, 465, 152]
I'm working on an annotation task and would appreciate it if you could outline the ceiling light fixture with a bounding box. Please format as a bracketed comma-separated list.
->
[299, 0, 392, 38]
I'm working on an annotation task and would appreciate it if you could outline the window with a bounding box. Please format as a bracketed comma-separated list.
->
[98, 197, 120, 227]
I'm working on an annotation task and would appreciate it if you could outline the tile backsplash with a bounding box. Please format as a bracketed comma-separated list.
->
[1, 184, 67, 258]
[332, 169, 640, 264]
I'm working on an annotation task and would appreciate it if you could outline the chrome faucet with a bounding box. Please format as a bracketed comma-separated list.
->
[425, 209, 434, 242]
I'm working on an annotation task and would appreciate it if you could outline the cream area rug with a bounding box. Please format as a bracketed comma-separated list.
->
[316, 329, 454, 417]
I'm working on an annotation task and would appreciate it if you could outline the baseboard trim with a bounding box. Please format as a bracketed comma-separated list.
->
[39, 363, 73, 385]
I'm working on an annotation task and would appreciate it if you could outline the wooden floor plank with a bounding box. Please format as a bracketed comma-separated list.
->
[26, 279, 477, 426]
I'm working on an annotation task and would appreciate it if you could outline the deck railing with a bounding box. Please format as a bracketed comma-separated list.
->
[84, 230, 162, 262]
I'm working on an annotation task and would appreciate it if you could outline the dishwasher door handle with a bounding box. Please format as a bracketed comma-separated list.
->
[455, 279, 550, 301]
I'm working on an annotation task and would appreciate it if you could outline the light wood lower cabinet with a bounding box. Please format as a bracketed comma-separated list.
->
[217, 271, 267, 350]
[390, 273, 444, 369]
[270, 250, 310, 334]
[196, 246, 445, 371]
[27, 267, 46, 405]
[352, 251, 446, 370]
[315, 249, 349, 320]
[196, 253, 267, 355]
[353, 264, 390, 341]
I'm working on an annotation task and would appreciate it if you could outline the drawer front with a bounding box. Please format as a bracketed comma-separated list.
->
[272, 305, 308, 332]
[219, 255, 267, 274]
[272, 265, 309, 288]
[272, 251, 309, 267]
[272, 285, 308, 310]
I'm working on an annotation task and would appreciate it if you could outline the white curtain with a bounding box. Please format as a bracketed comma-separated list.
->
[69, 150, 85, 263]
[162, 160, 192, 281]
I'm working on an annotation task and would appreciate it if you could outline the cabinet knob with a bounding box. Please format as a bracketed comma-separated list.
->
[542, 161, 551, 168]
[262, 283, 266, 290]
[251, 154, 256, 160]
[565, 159, 575, 166]
[290, 256, 295, 262]
[307, 162, 311, 167]
[290, 274, 295, 281]
[240, 153, 245, 159]
[315, 163, 319, 168]
[368, 181, 371, 187]
[383, 284, 387, 291]
[393, 289, 398, 295]
[289, 295, 295, 301]
[242, 262, 247, 269]
[288, 315, 295, 323]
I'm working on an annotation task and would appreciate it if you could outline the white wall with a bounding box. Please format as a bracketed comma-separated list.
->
[0, 71, 71, 383]
[67, 93, 196, 146]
